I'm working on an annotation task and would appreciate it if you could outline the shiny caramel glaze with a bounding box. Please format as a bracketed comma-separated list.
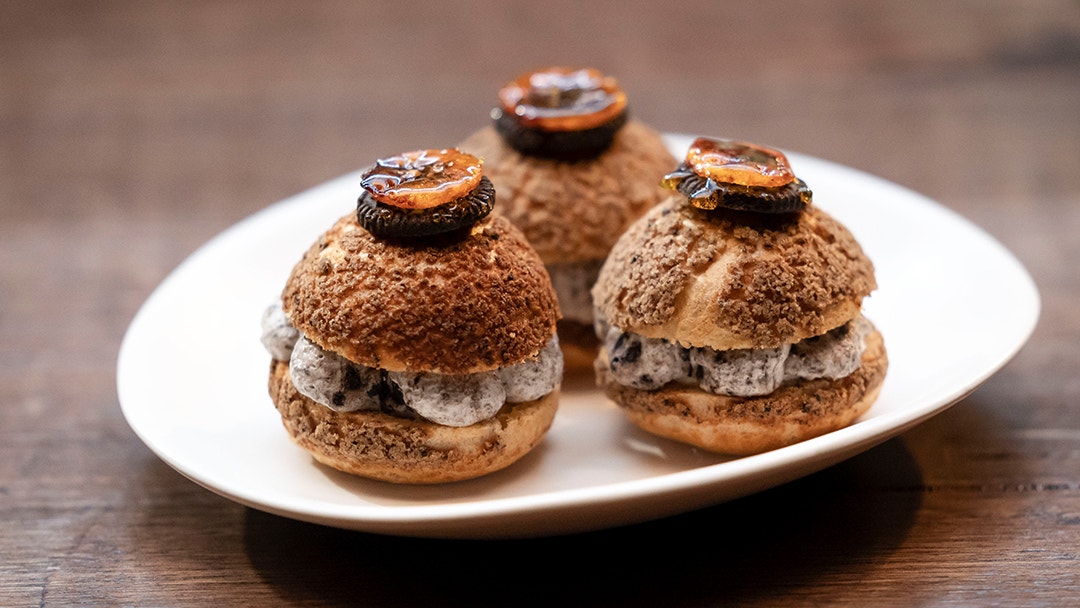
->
[662, 137, 811, 213]
[683, 137, 796, 188]
[497, 67, 627, 132]
[360, 148, 483, 210]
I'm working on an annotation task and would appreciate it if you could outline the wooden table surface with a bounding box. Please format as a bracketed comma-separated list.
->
[3, 1, 1078, 605]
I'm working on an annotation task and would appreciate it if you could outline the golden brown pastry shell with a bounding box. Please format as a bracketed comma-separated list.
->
[282, 213, 560, 374]
[459, 120, 676, 265]
[593, 198, 878, 351]
[269, 360, 558, 484]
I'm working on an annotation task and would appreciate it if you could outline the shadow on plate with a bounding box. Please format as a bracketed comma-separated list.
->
[242, 435, 924, 607]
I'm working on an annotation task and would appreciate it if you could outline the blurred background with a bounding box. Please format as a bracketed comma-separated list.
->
[6, 1, 1077, 224]
[2, 1, 1078, 605]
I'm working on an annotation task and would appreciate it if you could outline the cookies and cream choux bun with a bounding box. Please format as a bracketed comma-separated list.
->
[459, 66, 676, 371]
[591, 136, 888, 456]
[260, 148, 563, 484]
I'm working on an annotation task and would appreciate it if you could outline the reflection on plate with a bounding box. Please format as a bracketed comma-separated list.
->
[117, 134, 1039, 539]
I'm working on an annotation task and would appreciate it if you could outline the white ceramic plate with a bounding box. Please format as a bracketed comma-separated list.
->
[117, 134, 1039, 539]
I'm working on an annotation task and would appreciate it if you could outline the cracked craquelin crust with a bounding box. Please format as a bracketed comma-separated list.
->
[458, 120, 676, 265]
[596, 325, 888, 455]
[592, 197, 878, 351]
[269, 360, 559, 484]
[281, 213, 560, 375]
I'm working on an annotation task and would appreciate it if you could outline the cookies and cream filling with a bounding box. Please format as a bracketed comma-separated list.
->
[546, 259, 604, 325]
[261, 303, 562, 427]
[595, 312, 871, 396]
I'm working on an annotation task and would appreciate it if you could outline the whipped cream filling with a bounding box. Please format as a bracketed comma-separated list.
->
[260, 303, 301, 361]
[595, 312, 870, 396]
[260, 303, 563, 427]
[546, 259, 604, 325]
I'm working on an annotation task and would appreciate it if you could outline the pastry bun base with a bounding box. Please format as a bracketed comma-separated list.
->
[597, 327, 888, 456]
[269, 360, 558, 484]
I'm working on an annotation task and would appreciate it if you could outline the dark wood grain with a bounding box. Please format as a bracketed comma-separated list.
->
[3, 1, 1078, 605]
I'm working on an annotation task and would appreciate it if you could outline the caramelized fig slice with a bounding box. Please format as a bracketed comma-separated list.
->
[357, 176, 496, 238]
[360, 148, 483, 210]
[685, 137, 796, 188]
[661, 137, 812, 213]
[498, 66, 627, 132]
[493, 66, 629, 159]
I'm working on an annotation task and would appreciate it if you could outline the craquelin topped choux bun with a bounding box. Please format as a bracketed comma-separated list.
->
[592, 136, 887, 455]
[460, 67, 676, 371]
[261, 148, 563, 484]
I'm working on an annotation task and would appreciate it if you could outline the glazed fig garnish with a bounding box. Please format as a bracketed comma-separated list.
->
[361, 148, 483, 209]
[686, 138, 796, 188]
[662, 137, 812, 213]
[492, 67, 629, 160]
[499, 67, 626, 131]
[356, 148, 495, 238]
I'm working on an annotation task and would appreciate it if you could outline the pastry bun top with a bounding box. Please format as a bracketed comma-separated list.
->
[282, 213, 560, 375]
[458, 120, 676, 264]
[592, 197, 877, 351]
